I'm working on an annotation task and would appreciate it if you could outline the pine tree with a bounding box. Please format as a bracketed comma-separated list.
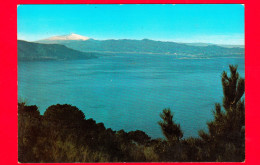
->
[199, 65, 245, 161]
[158, 108, 183, 143]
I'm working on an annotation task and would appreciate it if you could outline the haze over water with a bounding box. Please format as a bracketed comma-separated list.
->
[18, 54, 244, 138]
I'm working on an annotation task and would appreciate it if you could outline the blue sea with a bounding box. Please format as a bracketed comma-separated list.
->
[18, 54, 244, 138]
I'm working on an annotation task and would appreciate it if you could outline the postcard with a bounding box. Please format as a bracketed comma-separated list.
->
[2, 1, 259, 165]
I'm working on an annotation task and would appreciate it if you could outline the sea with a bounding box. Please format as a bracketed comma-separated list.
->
[18, 54, 245, 138]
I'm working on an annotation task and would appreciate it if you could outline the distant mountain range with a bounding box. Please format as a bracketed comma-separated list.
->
[37, 34, 244, 58]
[18, 34, 244, 61]
[18, 40, 98, 61]
[184, 42, 244, 48]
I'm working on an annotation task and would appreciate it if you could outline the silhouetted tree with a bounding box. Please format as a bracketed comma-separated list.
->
[44, 104, 85, 121]
[18, 102, 40, 117]
[158, 108, 183, 143]
[199, 65, 245, 161]
[18, 102, 41, 162]
[128, 130, 151, 145]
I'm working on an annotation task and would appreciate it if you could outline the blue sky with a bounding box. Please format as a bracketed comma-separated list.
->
[17, 4, 244, 45]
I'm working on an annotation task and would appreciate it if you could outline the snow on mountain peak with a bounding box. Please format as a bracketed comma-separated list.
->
[44, 33, 90, 41]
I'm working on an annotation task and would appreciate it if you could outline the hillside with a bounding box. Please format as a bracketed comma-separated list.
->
[18, 40, 99, 61]
[37, 38, 244, 58]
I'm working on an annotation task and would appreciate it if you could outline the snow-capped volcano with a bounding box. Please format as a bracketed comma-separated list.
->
[42, 33, 90, 41]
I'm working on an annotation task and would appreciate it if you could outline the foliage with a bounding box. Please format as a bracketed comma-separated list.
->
[44, 104, 85, 121]
[158, 108, 183, 143]
[128, 130, 151, 145]
[18, 102, 40, 117]
[199, 65, 245, 161]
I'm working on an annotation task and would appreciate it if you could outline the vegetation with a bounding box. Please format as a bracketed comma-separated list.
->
[18, 65, 244, 162]
[158, 108, 183, 143]
[198, 65, 245, 161]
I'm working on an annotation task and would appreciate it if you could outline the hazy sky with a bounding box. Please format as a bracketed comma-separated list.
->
[18, 4, 244, 45]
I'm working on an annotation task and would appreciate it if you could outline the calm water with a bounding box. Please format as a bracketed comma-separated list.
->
[18, 54, 244, 138]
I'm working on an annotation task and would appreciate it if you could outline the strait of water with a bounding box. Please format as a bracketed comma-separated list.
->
[18, 54, 244, 138]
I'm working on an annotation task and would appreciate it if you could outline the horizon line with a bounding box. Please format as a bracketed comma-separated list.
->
[17, 36, 245, 46]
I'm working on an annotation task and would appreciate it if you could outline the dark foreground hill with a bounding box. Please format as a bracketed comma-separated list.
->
[37, 38, 244, 58]
[18, 40, 99, 61]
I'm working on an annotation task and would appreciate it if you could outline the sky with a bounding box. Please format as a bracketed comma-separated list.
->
[17, 4, 244, 45]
